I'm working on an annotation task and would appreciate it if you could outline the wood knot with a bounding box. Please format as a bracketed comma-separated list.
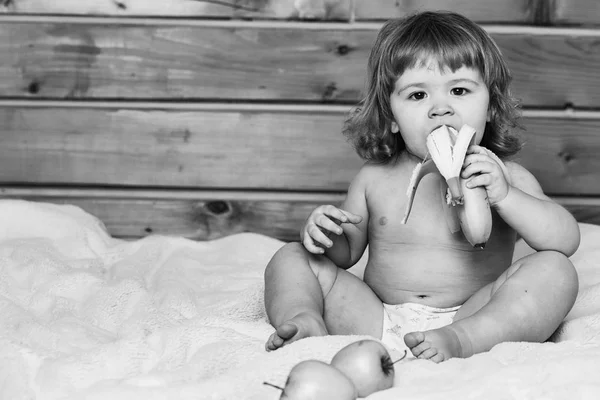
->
[558, 150, 575, 163]
[28, 81, 40, 94]
[336, 44, 350, 56]
[322, 82, 338, 102]
[205, 201, 231, 215]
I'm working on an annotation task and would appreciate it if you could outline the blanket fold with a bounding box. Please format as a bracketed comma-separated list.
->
[1, 199, 599, 400]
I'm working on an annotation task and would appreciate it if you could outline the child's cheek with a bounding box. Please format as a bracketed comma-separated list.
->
[474, 128, 485, 145]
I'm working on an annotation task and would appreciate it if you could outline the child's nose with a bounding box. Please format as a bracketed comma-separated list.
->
[428, 104, 454, 118]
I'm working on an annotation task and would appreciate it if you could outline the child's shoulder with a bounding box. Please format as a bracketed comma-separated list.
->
[504, 160, 532, 180]
[349, 159, 399, 188]
[356, 157, 403, 177]
[504, 160, 545, 195]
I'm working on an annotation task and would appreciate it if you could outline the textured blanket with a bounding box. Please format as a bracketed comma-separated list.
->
[1, 199, 599, 399]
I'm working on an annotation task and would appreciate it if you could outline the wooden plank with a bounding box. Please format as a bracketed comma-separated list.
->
[0, 104, 364, 190]
[1, 0, 538, 22]
[1, 104, 600, 195]
[9, 0, 597, 25]
[554, 0, 600, 26]
[1, 188, 598, 241]
[353, 0, 536, 23]
[2, 0, 303, 20]
[0, 189, 330, 241]
[1, 22, 600, 108]
[515, 113, 600, 196]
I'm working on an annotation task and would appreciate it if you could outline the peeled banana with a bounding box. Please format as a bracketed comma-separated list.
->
[455, 176, 492, 249]
[427, 124, 476, 205]
[401, 124, 492, 249]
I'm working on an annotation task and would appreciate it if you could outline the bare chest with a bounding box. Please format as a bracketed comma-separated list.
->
[363, 172, 516, 305]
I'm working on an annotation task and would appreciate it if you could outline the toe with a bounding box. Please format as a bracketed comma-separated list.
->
[276, 322, 299, 340]
[404, 331, 425, 348]
[265, 332, 279, 351]
[410, 342, 432, 357]
[418, 347, 438, 360]
[430, 353, 445, 363]
[273, 334, 284, 348]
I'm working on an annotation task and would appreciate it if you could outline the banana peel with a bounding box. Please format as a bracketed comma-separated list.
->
[401, 124, 494, 249]
[427, 124, 477, 205]
[400, 156, 437, 224]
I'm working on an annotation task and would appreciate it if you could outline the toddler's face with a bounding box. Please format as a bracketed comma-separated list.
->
[389, 60, 490, 159]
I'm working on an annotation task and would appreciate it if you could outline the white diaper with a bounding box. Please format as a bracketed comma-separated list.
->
[381, 302, 460, 360]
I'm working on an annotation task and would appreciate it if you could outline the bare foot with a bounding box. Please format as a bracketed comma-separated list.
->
[404, 326, 466, 363]
[265, 312, 328, 351]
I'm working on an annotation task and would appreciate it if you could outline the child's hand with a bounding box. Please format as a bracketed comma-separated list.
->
[461, 145, 510, 206]
[301, 205, 363, 254]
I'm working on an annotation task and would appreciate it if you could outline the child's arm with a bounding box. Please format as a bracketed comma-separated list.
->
[300, 165, 371, 268]
[462, 145, 580, 256]
[492, 164, 580, 256]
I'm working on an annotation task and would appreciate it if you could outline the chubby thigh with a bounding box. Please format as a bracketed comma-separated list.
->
[453, 250, 578, 325]
[306, 252, 384, 338]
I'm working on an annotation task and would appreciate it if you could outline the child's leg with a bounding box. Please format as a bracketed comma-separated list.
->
[404, 250, 578, 362]
[264, 242, 383, 351]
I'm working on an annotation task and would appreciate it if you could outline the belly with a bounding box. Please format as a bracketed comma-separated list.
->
[364, 241, 515, 307]
[363, 169, 516, 307]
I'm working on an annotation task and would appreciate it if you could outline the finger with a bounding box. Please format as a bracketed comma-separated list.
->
[465, 173, 491, 189]
[461, 160, 497, 179]
[302, 230, 327, 254]
[315, 214, 344, 235]
[322, 205, 351, 224]
[339, 209, 363, 224]
[463, 153, 493, 167]
[308, 224, 334, 249]
[466, 144, 488, 155]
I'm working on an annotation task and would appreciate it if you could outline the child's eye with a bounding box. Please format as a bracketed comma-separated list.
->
[408, 91, 426, 100]
[451, 87, 469, 96]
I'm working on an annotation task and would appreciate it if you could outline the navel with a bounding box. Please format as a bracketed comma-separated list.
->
[379, 216, 388, 226]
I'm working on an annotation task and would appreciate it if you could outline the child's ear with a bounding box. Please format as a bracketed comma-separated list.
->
[391, 121, 399, 133]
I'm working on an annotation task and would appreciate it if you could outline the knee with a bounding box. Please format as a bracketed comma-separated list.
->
[265, 241, 329, 270]
[532, 250, 579, 299]
[264, 241, 338, 280]
[273, 241, 306, 261]
[265, 242, 305, 277]
[540, 251, 578, 282]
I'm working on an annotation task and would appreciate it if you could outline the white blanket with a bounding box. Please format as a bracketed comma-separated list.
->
[1, 199, 599, 399]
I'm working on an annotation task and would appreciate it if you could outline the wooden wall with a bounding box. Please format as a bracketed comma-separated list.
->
[1, 0, 600, 241]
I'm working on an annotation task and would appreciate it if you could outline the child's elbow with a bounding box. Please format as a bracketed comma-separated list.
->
[565, 222, 581, 257]
[561, 221, 581, 258]
[533, 220, 580, 257]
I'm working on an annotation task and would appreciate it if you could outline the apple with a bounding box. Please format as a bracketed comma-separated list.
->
[330, 339, 398, 397]
[264, 359, 357, 400]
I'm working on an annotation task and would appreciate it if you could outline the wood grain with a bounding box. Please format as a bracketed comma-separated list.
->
[1, 22, 599, 107]
[0, 105, 362, 190]
[0, 0, 539, 22]
[2, 188, 598, 241]
[6, 0, 599, 25]
[353, 0, 536, 23]
[554, 0, 600, 26]
[1, 104, 600, 195]
[2, 0, 302, 19]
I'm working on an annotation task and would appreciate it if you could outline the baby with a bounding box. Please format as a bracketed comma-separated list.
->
[263, 10, 580, 362]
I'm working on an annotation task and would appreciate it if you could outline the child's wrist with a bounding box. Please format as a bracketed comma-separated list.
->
[491, 186, 512, 209]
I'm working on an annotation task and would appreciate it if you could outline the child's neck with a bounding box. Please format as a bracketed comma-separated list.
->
[401, 150, 425, 166]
